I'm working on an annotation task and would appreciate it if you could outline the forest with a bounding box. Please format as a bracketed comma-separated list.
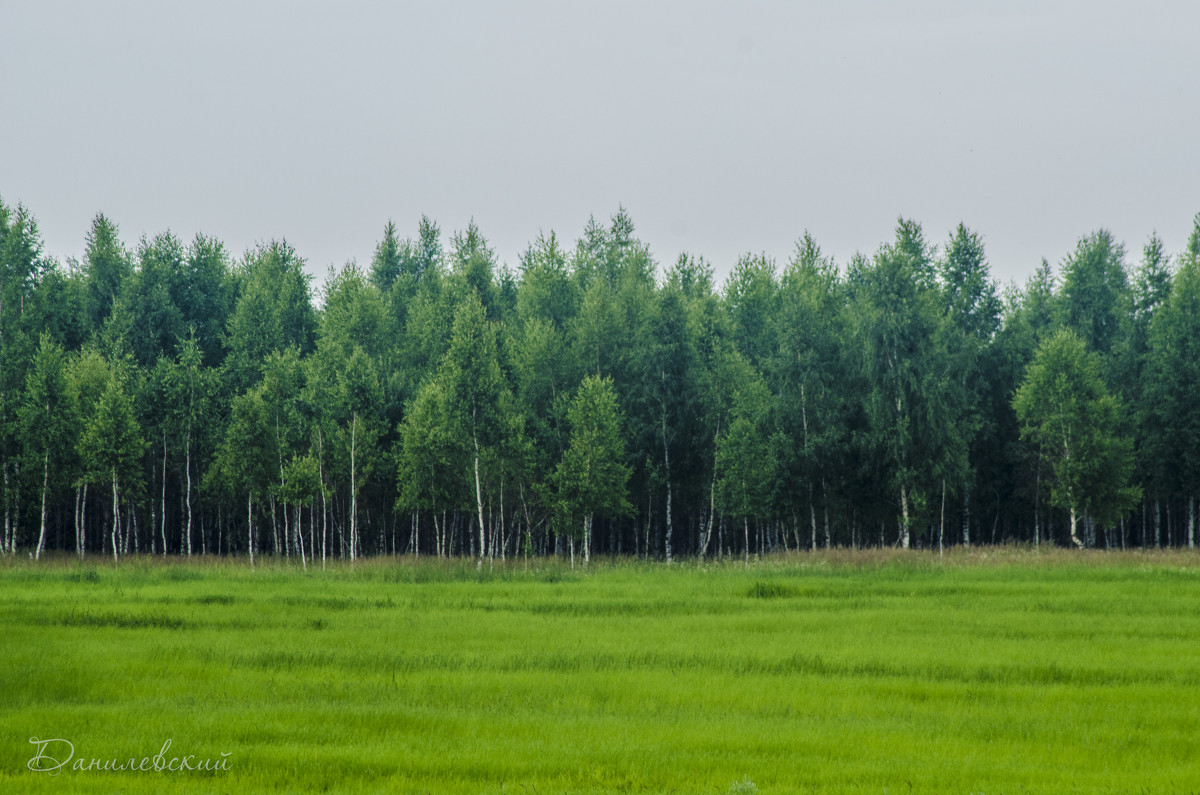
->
[2, 196, 1199, 564]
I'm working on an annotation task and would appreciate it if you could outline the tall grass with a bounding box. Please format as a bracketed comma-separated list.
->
[2, 548, 1198, 793]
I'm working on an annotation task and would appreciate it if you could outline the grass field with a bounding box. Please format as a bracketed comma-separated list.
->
[2, 548, 1199, 793]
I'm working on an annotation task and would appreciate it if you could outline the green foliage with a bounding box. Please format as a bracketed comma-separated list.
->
[715, 362, 774, 521]
[8, 199, 1200, 558]
[79, 366, 146, 494]
[1013, 329, 1140, 536]
[223, 240, 316, 390]
[1143, 240, 1200, 499]
[555, 375, 632, 529]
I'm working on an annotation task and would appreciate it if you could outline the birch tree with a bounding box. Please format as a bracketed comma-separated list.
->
[1013, 328, 1139, 546]
[554, 375, 631, 568]
[19, 334, 78, 559]
[79, 367, 146, 563]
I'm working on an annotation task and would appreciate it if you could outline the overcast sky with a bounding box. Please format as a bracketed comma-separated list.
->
[2, 0, 1197, 288]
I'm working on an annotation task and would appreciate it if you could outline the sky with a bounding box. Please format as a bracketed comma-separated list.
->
[2, 0, 1198, 289]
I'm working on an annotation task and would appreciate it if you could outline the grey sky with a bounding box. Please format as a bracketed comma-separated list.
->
[2, 0, 1197, 289]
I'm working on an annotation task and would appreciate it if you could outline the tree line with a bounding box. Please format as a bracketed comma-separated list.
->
[2, 196, 1199, 565]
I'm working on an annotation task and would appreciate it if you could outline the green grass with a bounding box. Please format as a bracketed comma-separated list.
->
[2, 547, 1199, 793]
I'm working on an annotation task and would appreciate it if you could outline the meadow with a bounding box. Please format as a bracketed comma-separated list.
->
[2, 548, 1199, 793]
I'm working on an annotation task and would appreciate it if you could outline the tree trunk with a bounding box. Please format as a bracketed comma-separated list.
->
[961, 483, 970, 548]
[660, 380, 673, 565]
[743, 515, 750, 566]
[81, 483, 88, 558]
[247, 492, 255, 568]
[823, 479, 831, 548]
[1068, 503, 1083, 548]
[161, 429, 168, 555]
[809, 482, 817, 551]
[349, 414, 358, 562]
[111, 468, 120, 564]
[2, 461, 9, 555]
[1190, 496, 1196, 550]
[185, 425, 192, 556]
[1033, 449, 1042, 546]
[74, 484, 83, 558]
[35, 450, 49, 560]
[899, 483, 910, 549]
[297, 502, 307, 569]
[938, 478, 945, 558]
[1154, 498, 1161, 548]
[319, 434, 328, 569]
[473, 435, 485, 567]
[584, 513, 592, 569]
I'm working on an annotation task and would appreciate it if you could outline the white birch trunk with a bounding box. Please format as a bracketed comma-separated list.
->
[743, 514, 750, 566]
[185, 426, 192, 556]
[74, 484, 83, 558]
[473, 434, 485, 566]
[809, 483, 817, 551]
[247, 492, 255, 568]
[35, 450, 49, 560]
[318, 430, 327, 569]
[161, 430, 168, 554]
[111, 468, 120, 564]
[349, 414, 357, 562]
[297, 502, 307, 569]
[823, 479, 831, 548]
[938, 477, 945, 558]
[1154, 498, 1161, 548]
[660, 378, 673, 565]
[899, 483, 910, 549]
[81, 483, 88, 559]
[1190, 496, 1195, 550]
[583, 514, 591, 569]
[961, 483, 970, 548]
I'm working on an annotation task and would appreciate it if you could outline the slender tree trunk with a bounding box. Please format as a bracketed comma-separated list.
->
[160, 429, 168, 554]
[350, 414, 358, 562]
[899, 483, 910, 549]
[584, 513, 592, 569]
[660, 380, 673, 565]
[1033, 449, 1042, 546]
[1190, 496, 1196, 550]
[1068, 503, 1083, 548]
[247, 492, 255, 568]
[297, 502, 307, 569]
[1154, 498, 1161, 549]
[319, 432, 328, 569]
[111, 468, 120, 564]
[81, 483, 88, 558]
[938, 478, 945, 558]
[961, 483, 970, 548]
[698, 463, 717, 559]
[823, 479, 831, 548]
[809, 482, 817, 551]
[473, 434, 485, 567]
[743, 515, 750, 566]
[185, 425, 192, 556]
[74, 484, 83, 558]
[499, 483, 506, 562]
[2, 461, 9, 555]
[35, 450, 49, 560]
